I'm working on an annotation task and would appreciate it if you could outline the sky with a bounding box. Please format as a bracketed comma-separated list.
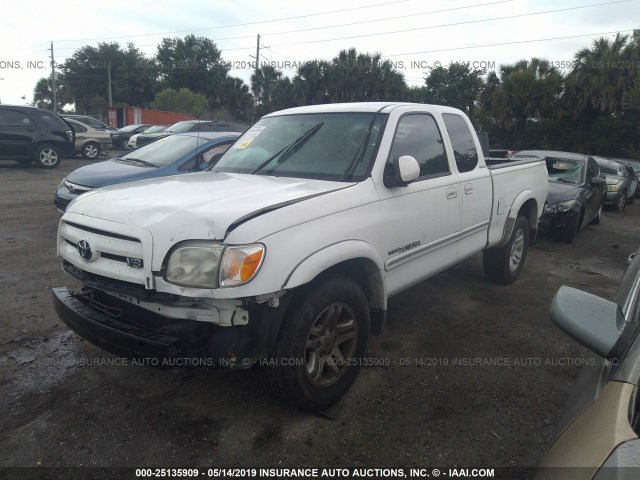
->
[0, 0, 637, 106]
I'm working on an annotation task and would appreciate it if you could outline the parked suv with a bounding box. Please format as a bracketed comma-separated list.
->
[0, 105, 74, 168]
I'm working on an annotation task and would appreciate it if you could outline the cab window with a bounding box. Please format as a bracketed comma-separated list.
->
[442, 113, 478, 173]
[386, 114, 449, 179]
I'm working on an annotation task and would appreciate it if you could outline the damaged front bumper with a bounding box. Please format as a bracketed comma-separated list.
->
[52, 286, 289, 368]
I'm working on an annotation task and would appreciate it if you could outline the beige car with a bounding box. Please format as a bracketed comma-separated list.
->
[535, 249, 640, 479]
[66, 118, 112, 159]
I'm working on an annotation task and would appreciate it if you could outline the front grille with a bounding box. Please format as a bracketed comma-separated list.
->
[59, 219, 148, 285]
[64, 221, 141, 243]
[62, 261, 175, 301]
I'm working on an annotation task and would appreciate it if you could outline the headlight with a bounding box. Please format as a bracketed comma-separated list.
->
[219, 244, 265, 287]
[165, 242, 225, 288]
[546, 199, 576, 214]
[607, 183, 623, 192]
[164, 242, 265, 289]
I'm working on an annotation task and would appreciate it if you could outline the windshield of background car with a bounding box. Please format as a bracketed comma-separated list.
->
[545, 157, 584, 184]
[212, 112, 386, 181]
[119, 124, 144, 132]
[165, 122, 197, 133]
[75, 117, 106, 129]
[144, 126, 165, 134]
[121, 135, 206, 167]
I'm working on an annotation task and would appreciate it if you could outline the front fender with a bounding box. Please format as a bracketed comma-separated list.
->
[282, 240, 386, 310]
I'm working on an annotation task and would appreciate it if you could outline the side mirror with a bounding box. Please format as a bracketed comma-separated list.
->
[391, 155, 420, 186]
[591, 177, 606, 187]
[550, 286, 626, 358]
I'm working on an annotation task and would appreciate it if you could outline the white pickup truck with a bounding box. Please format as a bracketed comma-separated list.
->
[53, 102, 548, 411]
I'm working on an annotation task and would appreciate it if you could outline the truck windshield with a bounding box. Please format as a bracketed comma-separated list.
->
[212, 112, 386, 181]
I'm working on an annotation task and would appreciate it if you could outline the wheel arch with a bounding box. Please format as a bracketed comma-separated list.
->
[497, 192, 539, 247]
[282, 241, 386, 333]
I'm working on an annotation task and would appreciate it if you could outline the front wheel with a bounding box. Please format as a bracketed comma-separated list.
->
[33, 144, 61, 168]
[591, 203, 603, 225]
[81, 142, 100, 160]
[263, 275, 370, 411]
[616, 194, 627, 212]
[483, 215, 529, 284]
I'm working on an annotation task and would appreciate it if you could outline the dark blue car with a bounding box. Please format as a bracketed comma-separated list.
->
[54, 131, 240, 212]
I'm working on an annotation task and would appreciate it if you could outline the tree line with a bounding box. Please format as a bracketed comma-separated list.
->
[34, 31, 640, 157]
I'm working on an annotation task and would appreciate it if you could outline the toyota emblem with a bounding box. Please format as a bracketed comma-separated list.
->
[77, 239, 93, 261]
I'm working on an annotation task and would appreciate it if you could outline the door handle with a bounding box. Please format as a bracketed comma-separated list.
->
[446, 187, 458, 199]
[464, 183, 474, 195]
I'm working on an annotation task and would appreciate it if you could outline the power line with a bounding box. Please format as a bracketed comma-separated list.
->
[52, 0, 515, 51]
[52, 0, 415, 42]
[266, 0, 632, 48]
[383, 29, 636, 57]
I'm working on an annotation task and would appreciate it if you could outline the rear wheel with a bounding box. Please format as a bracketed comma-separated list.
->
[81, 142, 100, 160]
[33, 144, 61, 168]
[483, 215, 529, 284]
[263, 275, 370, 411]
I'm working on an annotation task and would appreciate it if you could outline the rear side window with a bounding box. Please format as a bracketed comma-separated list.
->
[34, 111, 68, 130]
[387, 114, 449, 178]
[0, 110, 33, 126]
[70, 122, 87, 133]
[442, 113, 478, 173]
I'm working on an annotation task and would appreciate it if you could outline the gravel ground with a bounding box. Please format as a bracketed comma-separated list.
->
[1, 156, 639, 478]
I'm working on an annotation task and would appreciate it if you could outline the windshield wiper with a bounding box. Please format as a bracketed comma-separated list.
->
[121, 158, 159, 168]
[250, 122, 324, 175]
[342, 115, 378, 181]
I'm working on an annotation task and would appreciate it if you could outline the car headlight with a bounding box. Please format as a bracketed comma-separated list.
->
[165, 241, 265, 289]
[546, 199, 576, 214]
[607, 183, 623, 192]
[165, 242, 225, 288]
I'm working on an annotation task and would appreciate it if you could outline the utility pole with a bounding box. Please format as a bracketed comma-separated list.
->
[107, 63, 113, 108]
[50, 41, 56, 112]
[253, 34, 261, 119]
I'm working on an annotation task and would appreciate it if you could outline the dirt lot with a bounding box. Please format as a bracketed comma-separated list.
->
[1, 157, 639, 477]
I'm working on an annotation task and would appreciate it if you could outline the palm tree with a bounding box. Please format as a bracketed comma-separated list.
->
[567, 33, 631, 115]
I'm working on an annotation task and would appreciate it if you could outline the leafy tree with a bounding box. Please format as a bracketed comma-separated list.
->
[422, 63, 484, 113]
[481, 58, 563, 131]
[33, 76, 72, 110]
[150, 87, 207, 117]
[62, 42, 158, 112]
[566, 34, 632, 116]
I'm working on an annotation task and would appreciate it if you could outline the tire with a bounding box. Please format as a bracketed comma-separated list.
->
[81, 142, 100, 160]
[263, 274, 370, 411]
[561, 215, 580, 244]
[33, 144, 61, 169]
[483, 215, 529, 284]
[590, 203, 603, 225]
[616, 193, 627, 212]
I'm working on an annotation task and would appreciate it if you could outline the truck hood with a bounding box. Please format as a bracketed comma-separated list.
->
[66, 172, 354, 241]
[66, 159, 171, 189]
